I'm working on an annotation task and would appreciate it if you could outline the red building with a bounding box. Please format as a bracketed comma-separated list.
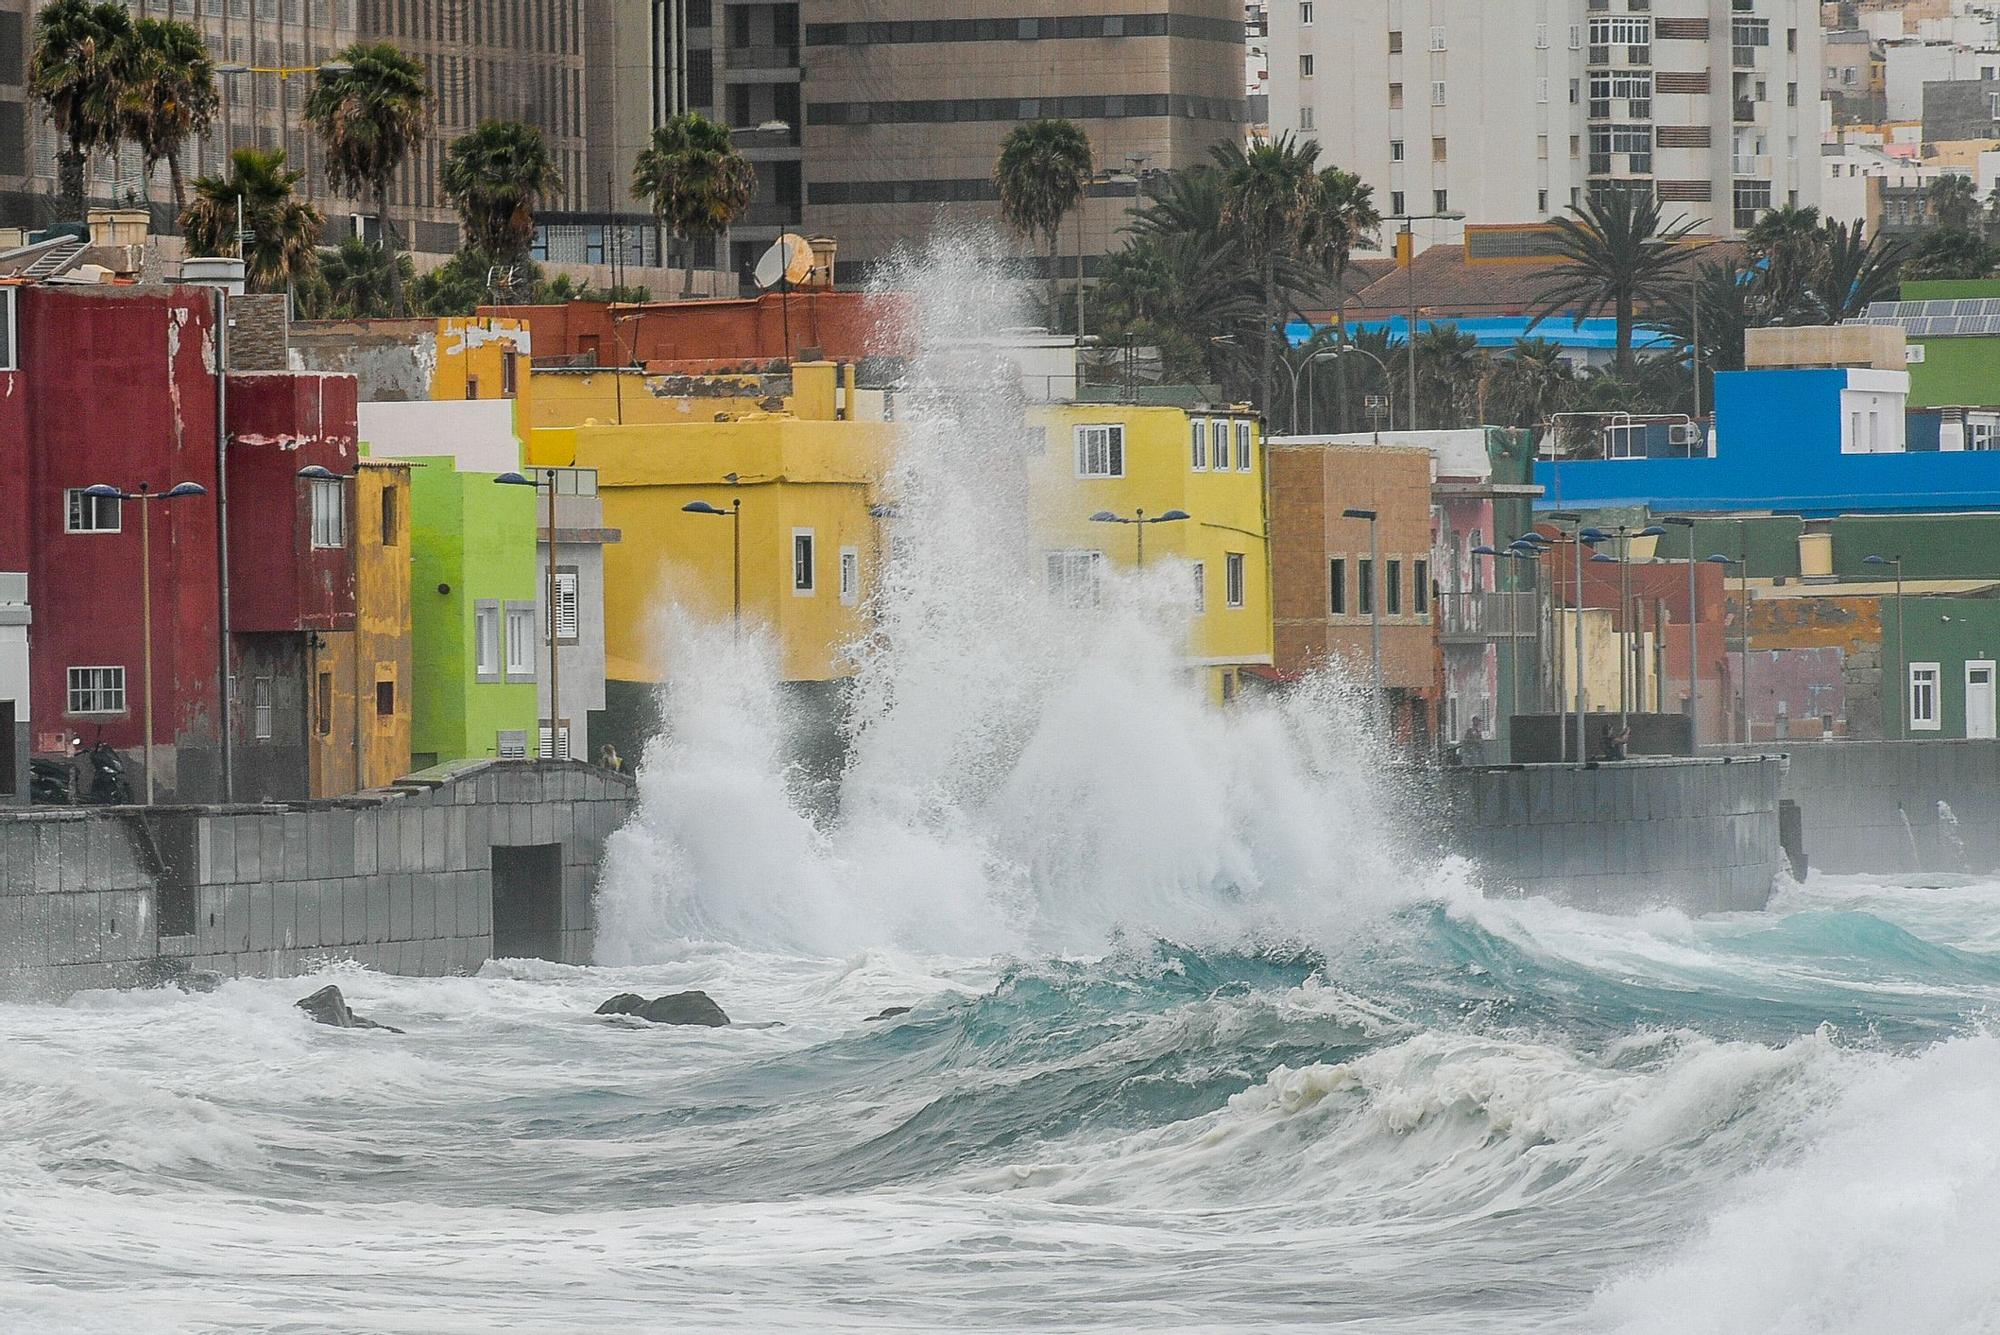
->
[1, 282, 361, 803]
[483, 287, 910, 373]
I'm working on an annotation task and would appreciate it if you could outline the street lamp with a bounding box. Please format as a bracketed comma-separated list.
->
[84, 480, 208, 804]
[1706, 554, 1749, 741]
[1550, 512, 1595, 766]
[682, 497, 744, 635]
[1866, 553, 1906, 738]
[1384, 210, 1466, 431]
[1310, 344, 1397, 434]
[496, 470, 569, 759]
[1089, 507, 1191, 567]
[1662, 516, 1702, 744]
[1277, 349, 1339, 436]
[1343, 507, 1383, 711]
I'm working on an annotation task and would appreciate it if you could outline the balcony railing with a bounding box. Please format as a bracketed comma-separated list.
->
[1438, 591, 1541, 643]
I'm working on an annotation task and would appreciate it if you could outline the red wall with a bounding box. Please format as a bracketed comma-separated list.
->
[20, 287, 223, 755]
[226, 372, 360, 633]
[484, 289, 912, 370]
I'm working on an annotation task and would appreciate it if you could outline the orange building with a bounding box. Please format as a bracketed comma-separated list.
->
[1270, 442, 1441, 744]
[309, 461, 414, 796]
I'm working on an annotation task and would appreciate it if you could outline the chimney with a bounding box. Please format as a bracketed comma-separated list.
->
[180, 255, 246, 296]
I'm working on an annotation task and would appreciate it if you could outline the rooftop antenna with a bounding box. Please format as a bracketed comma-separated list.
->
[753, 233, 815, 364]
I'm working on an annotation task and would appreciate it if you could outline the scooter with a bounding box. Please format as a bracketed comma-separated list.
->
[72, 731, 132, 806]
[29, 756, 73, 805]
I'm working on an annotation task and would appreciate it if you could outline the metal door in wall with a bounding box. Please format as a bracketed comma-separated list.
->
[1968, 662, 1997, 740]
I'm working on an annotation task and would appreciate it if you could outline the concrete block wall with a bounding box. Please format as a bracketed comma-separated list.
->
[0, 761, 635, 997]
[1440, 756, 1786, 913]
[1709, 739, 2000, 874]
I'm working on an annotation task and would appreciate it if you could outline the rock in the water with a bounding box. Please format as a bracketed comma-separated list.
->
[594, 993, 648, 1016]
[865, 1006, 912, 1022]
[638, 990, 730, 1026]
[296, 985, 403, 1033]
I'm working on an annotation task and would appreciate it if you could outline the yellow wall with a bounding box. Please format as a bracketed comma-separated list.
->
[1028, 403, 1274, 698]
[550, 411, 896, 684]
[311, 463, 414, 795]
[526, 367, 769, 431]
[429, 317, 534, 427]
[1557, 607, 1660, 719]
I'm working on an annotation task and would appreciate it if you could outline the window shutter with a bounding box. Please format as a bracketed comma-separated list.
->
[555, 571, 580, 640]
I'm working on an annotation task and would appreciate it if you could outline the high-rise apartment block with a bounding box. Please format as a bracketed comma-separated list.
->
[1268, 0, 1822, 246]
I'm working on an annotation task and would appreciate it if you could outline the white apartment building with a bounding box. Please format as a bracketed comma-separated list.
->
[1268, 0, 1822, 248]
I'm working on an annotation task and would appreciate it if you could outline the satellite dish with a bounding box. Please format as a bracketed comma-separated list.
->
[752, 233, 816, 290]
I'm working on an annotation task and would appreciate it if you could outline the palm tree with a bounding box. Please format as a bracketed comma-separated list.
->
[1929, 174, 1981, 232]
[995, 118, 1095, 331]
[28, 0, 134, 219]
[182, 147, 324, 293]
[117, 18, 217, 214]
[1486, 339, 1577, 430]
[1529, 190, 1700, 377]
[1743, 203, 1824, 317]
[441, 119, 563, 262]
[311, 235, 415, 317]
[1908, 226, 1998, 280]
[1411, 324, 1483, 430]
[1811, 219, 1906, 322]
[1301, 167, 1381, 430]
[1214, 134, 1320, 418]
[304, 42, 431, 260]
[631, 112, 757, 297]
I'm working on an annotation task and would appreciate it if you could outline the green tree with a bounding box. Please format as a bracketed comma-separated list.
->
[1907, 226, 1998, 280]
[441, 119, 563, 262]
[1529, 190, 1699, 377]
[304, 42, 431, 264]
[119, 18, 217, 213]
[995, 118, 1095, 332]
[1743, 204, 1824, 317]
[1929, 174, 1981, 232]
[1300, 166, 1381, 431]
[1810, 218, 1906, 322]
[181, 147, 324, 293]
[1411, 324, 1483, 430]
[1485, 339, 1578, 430]
[1213, 134, 1320, 419]
[631, 113, 757, 297]
[307, 235, 415, 317]
[28, 0, 135, 219]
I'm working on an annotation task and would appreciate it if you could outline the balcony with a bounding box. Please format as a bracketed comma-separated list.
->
[729, 45, 800, 71]
[1733, 97, 1758, 122]
[1438, 591, 1541, 645]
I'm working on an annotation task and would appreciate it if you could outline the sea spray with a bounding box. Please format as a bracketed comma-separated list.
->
[593, 232, 1423, 961]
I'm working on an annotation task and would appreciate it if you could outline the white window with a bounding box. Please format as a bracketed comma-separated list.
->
[1569, 24, 1582, 50]
[1192, 561, 1206, 613]
[1910, 663, 1941, 731]
[1046, 550, 1104, 606]
[1299, 1, 1312, 23]
[1971, 421, 1997, 451]
[1429, 25, 1445, 50]
[65, 488, 121, 533]
[1299, 105, 1315, 130]
[474, 603, 501, 678]
[1210, 418, 1229, 465]
[1074, 424, 1125, 478]
[1300, 53, 1314, 77]
[309, 476, 345, 548]
[538, 723, 571, 760]
[505, 605, 536, 679]
[839, 546, 860, 605]
[553, 568, 580, 641]
[1234, 421, 1252, 471]
[252, 676, 273, 739]
[1537, 78, 1550, 103]
[1430, 80, 1446, 106]
[793, 529, 816, 593]
[1225, 553, 1246, 608]
[1390, 139, 1404, 162]
[67, 665, 126, 715]
[1190, 419, 1207, 470]
[1534, 23, 1548, 48]
[1589, 17, 1651, 46]
[496, 730, 528, 760]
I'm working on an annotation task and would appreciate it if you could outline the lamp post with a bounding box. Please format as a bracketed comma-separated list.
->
[1277, 349, 1339, 436]
[1313, 344, 1397, 434]
[1866, 553, 1906, 738]
[1343, 507, 1383, 715]
[1384, 209, 1467, 431]
[1706, 554, 1748, 742]
[1662, 516, 1701, 744]
[1471, 544, 1532, 741]
[1089, 507, 1191, 568]
[84, 480, 208, 804]
[1549, 512, 1594, 766]
[1510, 534, 1555, 723]
[683, 496, 744, 635]
[497, 469, 568, 759]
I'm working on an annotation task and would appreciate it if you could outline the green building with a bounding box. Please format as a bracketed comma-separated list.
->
[1898, 278, 2000, 410]
[406, 457, 543, 765]
[1882, 594, 2000, 740]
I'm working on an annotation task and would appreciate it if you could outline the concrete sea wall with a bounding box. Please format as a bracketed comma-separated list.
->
[0, 760, 634, 997]
[1439, 756, 1787, 913]
[1710, 739, 2000, 874]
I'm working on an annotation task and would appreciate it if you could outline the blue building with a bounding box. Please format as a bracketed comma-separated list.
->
[1535, 360, 2000, 517]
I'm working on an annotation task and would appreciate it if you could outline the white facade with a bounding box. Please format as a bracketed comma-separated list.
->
[1820, 140, 1944, 225]
[1883, 40, 2000, 120]
[1268, 0, 1822, 246]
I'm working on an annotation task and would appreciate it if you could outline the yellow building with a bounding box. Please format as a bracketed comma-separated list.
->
[1027, 401, 1274, 700]
[1557, 606, 1660, 722]
[528, 364, 895, 748]
[310, 461, 415, 796]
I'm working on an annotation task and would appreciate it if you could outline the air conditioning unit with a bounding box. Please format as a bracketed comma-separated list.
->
[1906, 344, 1927, 364]
[1667, 422, 1701, 447]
